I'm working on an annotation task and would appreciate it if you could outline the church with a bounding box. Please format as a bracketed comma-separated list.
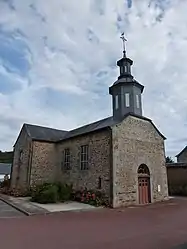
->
[10, 40, 169, 207]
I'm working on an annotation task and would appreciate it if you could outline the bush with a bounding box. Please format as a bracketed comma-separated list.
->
[31, 184, 58, 204]
[56, 182, 72, 201]
[72, 188, 109, 207]
[31, 182, 73, 204]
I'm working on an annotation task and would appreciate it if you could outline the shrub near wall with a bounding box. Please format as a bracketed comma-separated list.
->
[31, 183, 109, 207]
[72, 188, 109, 207]
[31, 182, 72, 204]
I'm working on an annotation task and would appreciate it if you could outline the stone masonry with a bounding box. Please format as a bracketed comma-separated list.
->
[29, 141, 57, 187]
[56, 129, 112, 202]
[11, 126, 32, 190]
[112, 115, 168, 208]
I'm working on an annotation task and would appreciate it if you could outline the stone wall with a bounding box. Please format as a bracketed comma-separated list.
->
[11, 126, 32, 190]
[112, 115, 168, 208]
[30, 141, 57, 187]
[56, 129, 112, 202]
[177, 150, 187, 163]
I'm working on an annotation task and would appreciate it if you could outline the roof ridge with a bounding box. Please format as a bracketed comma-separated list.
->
[68, 116, 112, 132]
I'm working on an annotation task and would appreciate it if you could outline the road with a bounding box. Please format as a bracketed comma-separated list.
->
[0, 197, 187, 248]
[0, 199, 24, 218]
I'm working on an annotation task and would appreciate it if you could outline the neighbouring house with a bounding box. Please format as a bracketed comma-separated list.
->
[166, 147, 187, 188]
[176, 146, 187, 163]
[166, 162, 187, 188]
[0, 163, 11, 182]
[10, 45, 168, 208]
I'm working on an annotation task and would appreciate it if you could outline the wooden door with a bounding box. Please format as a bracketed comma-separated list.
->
[138, 177, 150, 204]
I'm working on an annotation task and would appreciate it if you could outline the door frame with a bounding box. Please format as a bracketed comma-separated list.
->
[137, 164, 151, 205]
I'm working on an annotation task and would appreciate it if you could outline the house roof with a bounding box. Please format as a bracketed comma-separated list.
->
[0, 163, 11, 175]
[175, 146, 187, 158]
[166, 162, 187, 168]
[24, 123, 67, 142]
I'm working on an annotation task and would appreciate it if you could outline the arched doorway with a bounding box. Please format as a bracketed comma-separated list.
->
[137, 164, 151, 204]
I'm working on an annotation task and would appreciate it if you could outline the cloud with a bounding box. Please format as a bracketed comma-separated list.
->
[0, 0, 186, 158]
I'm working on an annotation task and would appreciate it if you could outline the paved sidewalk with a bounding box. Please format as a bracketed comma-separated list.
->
[0, 200, 24, 218]
[0, 194, 48, 215]
[0, 194, 98, 216]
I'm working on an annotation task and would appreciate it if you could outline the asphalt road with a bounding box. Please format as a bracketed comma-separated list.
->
[0, 198, 187, 248]
[0, 200, 24, 218]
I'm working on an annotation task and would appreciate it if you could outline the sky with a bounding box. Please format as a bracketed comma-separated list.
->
[0, 0, 186, 159]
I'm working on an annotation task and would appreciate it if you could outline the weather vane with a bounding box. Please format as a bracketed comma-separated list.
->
[120, 32, 127, 57]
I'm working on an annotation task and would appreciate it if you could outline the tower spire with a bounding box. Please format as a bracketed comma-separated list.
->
[109, 35, 144, 120]
[120, 32, 127, 58]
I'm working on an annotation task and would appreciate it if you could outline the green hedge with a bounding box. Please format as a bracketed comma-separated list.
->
[31, 182, 72, 204]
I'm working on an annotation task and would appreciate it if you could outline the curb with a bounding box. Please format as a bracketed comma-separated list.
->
[0, 196, 30, 216]
[0, 195, 105, 216]
[0, 195, 50, 216]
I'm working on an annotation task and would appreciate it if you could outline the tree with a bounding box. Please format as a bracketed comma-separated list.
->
[0, 151, 13, 163]
[166, 156, 174, 163]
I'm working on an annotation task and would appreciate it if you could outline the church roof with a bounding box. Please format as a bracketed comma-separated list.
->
[24, 123, 67, 142]
[58, 116, 116, 142]
[57, 112, 166, 142]
[110, 78, 144, 93]
[20, 113, 165, 144]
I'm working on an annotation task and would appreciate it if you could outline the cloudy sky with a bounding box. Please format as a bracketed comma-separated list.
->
[0, 0, 186, 158]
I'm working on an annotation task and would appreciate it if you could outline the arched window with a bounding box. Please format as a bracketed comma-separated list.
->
[137, 164, 150, 176]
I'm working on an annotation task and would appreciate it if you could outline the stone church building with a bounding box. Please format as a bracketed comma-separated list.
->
[10, 45, 168, 208]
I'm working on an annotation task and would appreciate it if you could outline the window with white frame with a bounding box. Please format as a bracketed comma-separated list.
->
[80, 145, 89, 170]
[125, 93, 130, 107]
[136, 94, 140, 108]
[63, 148, 71, 170]
[115, 95, 119, 110]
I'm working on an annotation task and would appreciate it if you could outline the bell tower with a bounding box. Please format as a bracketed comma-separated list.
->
[109, 33, 144, 121]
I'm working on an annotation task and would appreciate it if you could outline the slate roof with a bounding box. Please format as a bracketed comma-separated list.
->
[175, 146, 187, 158]
[0, 163, 11, 175]
[24, 123, 67, 142]
[21, 113, 166, 144]
[58, 116, 116, 141]
[57, 112, 166, 142]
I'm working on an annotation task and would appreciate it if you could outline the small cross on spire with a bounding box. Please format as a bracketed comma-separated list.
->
[120, 32, 127, 57]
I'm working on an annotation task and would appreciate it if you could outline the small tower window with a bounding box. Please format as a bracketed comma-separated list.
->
[120, 66, 128, 75]
[125, 93, 130, 107]
[115, 95, 119, 109]
[136, 94, 140, 108]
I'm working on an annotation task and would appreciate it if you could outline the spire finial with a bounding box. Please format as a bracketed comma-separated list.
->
[120, 32, 127, 57]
